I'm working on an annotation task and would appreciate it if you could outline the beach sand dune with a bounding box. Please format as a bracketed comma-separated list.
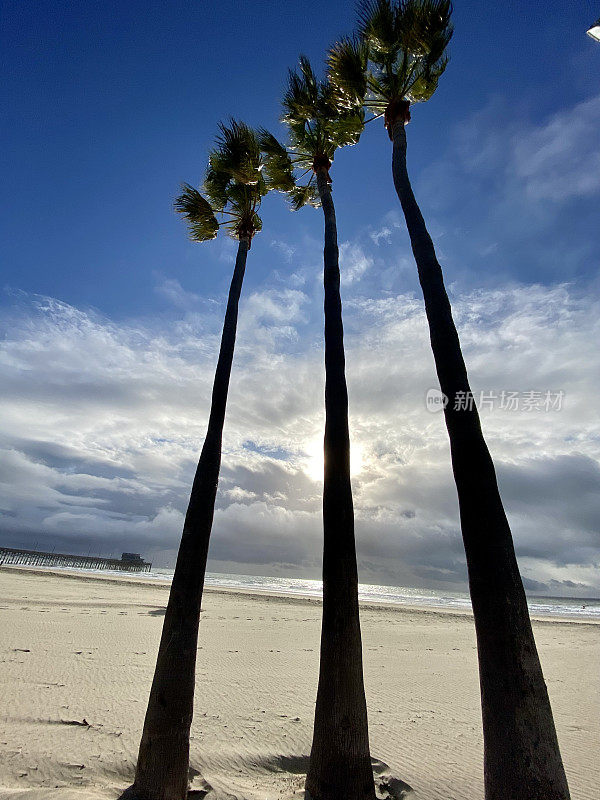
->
[0, 567, 597, 799]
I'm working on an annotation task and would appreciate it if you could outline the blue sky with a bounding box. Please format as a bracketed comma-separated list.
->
[1, 1, 599, 595]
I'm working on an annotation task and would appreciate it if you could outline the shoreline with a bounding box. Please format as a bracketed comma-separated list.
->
[1, 563, 596, 626]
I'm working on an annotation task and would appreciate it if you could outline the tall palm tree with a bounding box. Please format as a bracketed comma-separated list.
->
[329, 3, 570, 799]
[260, 57, 376, 800]
[122, 121, 268, 800]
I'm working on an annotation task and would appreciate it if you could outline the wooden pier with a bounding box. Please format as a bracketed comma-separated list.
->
[0, 547, 152, 573]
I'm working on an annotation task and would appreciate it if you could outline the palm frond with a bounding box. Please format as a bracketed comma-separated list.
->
[204, 163, 230, 210]
[174, 182, 213, 219]
[176, 119, 270, 245]
[273, 55, 368, 208]
[327, 110, 365, 149]
[173, 183, 219, 241]
[407, 55, 449, 101]
[282, 56, 365, 162]
[257, 128, 288, 159]
[226, 182, 255, 215]
[174, 183, 219, 241]
[327, 37, 369, 109]
[352, 0, 452, 108]
[357, 0, 399, 59]
[212, 119, 262, 185]
[398, 1, 453, 57]
[187, 217, 220, 242]
[289, 183, 321, 211]
[282, 55, 322, 124]
[256, 172, 270, 198]
[257, 129, 296, 192]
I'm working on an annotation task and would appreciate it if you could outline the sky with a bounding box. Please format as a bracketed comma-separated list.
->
[1, 1, 599, 597]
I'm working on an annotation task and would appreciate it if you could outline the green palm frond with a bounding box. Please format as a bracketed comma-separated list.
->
[257, 128, 289, 160]
[256, 172, 269, 198]
[204, 163, 230, 210]
[407, 55, 449, 101]
[298, 55, 319, 96]
[283, 54, 321, 124]
[289, 183, 321, 211]
[176, 120, 268, 245]
[212, 119, 262, 186]
[187, 216, 220, 242]
[397, 1, 453, 56]
[327, 37, 369, 109]
[264, 56, 365, 213]
[358, 0, 399, 59]
[327, 109, 365, 148]
[257, 129, 296, 192]
[351, 0, 452, 109]
[284, 56, 364, 159]
[173, 182, 213, 219]
[226, 182, 254, 215]
[174, 183, 219, 242]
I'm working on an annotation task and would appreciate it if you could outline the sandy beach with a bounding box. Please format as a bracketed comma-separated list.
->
[0, 566, 597, 800]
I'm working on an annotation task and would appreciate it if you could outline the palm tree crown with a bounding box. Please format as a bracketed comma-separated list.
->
[174, 119, 267, 245]
[259, 56, 364, 208]
[328, 0, 453, 134]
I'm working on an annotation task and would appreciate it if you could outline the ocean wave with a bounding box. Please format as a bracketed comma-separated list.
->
[15, 564, 600, 619]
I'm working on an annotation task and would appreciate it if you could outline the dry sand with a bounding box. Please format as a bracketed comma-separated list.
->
[0, 566, 597, 800]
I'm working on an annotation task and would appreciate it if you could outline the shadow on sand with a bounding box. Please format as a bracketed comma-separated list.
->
[120, 755, 413, 799]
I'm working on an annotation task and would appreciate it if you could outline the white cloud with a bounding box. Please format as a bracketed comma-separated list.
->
[368, 210, 404, 246]
[370, 226, 392, 246]
[155, 277, 201, 309]
[415, 92, 599, 287]
[270, 239, 296, 262]
[458, 94, 600, 207]
[1, 279, 599, 594]
[339, 242, 373, 284]
[218, 237, 237, 264]
[512, 95, 600, 202]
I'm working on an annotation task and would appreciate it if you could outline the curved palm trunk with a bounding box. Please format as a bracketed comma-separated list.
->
[390, 120, 569, 800]
[123, 238, 250, 800]
[305, 169, 376, 800]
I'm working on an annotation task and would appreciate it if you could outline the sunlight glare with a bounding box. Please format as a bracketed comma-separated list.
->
[304, 438, 364, 482]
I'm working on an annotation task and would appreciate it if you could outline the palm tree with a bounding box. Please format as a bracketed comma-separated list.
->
[329, 3, 570, 798]
[260, 57, 376, 800]
[122, 121, 268, 800]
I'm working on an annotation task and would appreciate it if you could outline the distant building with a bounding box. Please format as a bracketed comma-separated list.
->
[121, 552, 145, 564]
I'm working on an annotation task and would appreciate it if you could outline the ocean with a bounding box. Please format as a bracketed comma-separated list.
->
[202, 572, 600, 620]
[20, 564, 600, 620]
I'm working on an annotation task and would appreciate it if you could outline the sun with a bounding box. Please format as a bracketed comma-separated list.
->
[304, 438, 364, 482]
